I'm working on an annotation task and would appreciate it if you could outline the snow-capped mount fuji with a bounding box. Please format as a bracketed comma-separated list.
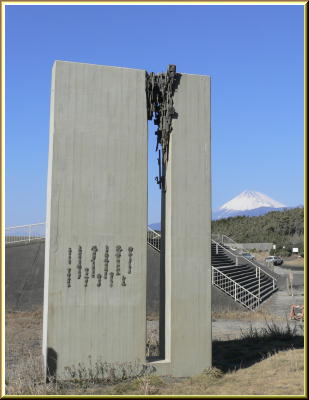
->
[213, 190, 286, 220]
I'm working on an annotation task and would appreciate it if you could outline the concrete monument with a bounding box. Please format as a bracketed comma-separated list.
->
[43, 61, 211, 379]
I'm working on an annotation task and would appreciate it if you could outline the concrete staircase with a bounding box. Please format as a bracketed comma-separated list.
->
[145, 227, 277, 311]
[211, 241, 278, 310]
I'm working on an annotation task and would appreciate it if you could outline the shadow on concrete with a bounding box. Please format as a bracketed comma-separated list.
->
[212, 324, 304, 372]
[46, 347, 58, 381]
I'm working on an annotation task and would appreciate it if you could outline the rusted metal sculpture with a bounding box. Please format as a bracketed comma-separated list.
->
[146, 65, 180, 191]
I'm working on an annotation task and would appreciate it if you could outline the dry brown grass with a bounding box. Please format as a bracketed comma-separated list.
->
[5, 308, 42, 374]
[254, 252, 304, 268]
[283, 256, 304, 268]
[5, 349, 304, 396]
[155, 349, 304, 396]
[5, 308, 304, 396]
[5, 353, 58, 395]
[212, 309, 285, 322]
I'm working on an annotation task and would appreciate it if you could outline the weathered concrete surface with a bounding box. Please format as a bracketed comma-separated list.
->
[151, 73, 212, 377]
[5, 240, 45, 311]
[43, 61, 147, 377]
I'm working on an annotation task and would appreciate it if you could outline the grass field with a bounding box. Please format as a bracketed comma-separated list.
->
[5, 308, 304, 396]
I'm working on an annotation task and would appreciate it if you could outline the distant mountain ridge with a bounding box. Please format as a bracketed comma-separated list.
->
[213, 190, 288, 220]
[220, 190, 285, 210]
[149, 190, 299, 226]
[148, 222, 161, 231]
[212, 206, 289, 220]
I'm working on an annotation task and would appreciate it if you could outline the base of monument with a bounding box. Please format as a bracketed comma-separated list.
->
[147, 358, 210, 378]
[147, 359, 173, 376]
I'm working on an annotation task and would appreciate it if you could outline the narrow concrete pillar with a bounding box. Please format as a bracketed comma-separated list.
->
[151, 73, 212, 377]
[43, 61, 147, 378]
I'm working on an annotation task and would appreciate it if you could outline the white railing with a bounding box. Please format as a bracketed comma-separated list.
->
[212, 238, 276, 291]
[212, 266, 260, 310]
[221, 234, 243, 251]
[5, 223, 46, 244]
[5, 223, 162, 249]
[147, 227, 161, 251]
[221, 233, 238, 245]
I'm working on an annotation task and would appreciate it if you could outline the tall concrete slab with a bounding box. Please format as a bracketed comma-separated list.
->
[43, 61, 147, 377]
[151, 73, 212, 377]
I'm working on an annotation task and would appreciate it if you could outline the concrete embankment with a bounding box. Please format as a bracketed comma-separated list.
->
[5, 240, 164, 313]
[6, 240, 45, 311]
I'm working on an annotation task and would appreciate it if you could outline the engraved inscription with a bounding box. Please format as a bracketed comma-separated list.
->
[68, 247, 72, 265]
[84, 267, 89, 287]
[77, 245, 82, 279]
[109, 272, 114, 287]
[104, 245, 109, 279]
[121, 275, 126, 287]
[67, 268, 71, 288]
[97, 273, 102, 287]
[91, 245, 98, 278]
[115, 245, 122, 276]
[128, 246, 133, 274]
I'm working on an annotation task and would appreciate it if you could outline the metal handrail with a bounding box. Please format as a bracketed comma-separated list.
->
[5, 222, 46, 244]
[212, 266, 260, 310]
[147, 227, 161, 251]
[221, 234, 238, 246]
[212, 267, 260, 301]
[147, 226, 161, 238]
[212, 239, 276, 283]
[5, 222, 161, 248]
[5, 222, 45, 230]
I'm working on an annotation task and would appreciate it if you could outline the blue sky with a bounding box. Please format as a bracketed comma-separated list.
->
[5, 4, 304, 226]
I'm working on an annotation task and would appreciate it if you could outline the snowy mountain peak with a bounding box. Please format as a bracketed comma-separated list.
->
[219, 190, 286, 211]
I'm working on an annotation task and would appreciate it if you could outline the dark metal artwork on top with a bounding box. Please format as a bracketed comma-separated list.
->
[146, 64, 181, 191]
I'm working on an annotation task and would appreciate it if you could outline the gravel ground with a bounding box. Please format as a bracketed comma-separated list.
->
[146, 266, 304, 344]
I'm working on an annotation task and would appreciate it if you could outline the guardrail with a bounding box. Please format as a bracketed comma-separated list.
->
[5, 223, 46, 244]
[212, 266, 260, 310]
[6, 222, 161, 250]
[221, 234, 239, 247]
[147, 227, 161, 251]
[212, 238, 277, 295]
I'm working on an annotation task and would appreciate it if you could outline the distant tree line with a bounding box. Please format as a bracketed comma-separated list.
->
[212, 207, 304, 256]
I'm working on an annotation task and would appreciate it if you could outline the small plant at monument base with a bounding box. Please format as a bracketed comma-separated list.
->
[63, 356, 156, 387]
